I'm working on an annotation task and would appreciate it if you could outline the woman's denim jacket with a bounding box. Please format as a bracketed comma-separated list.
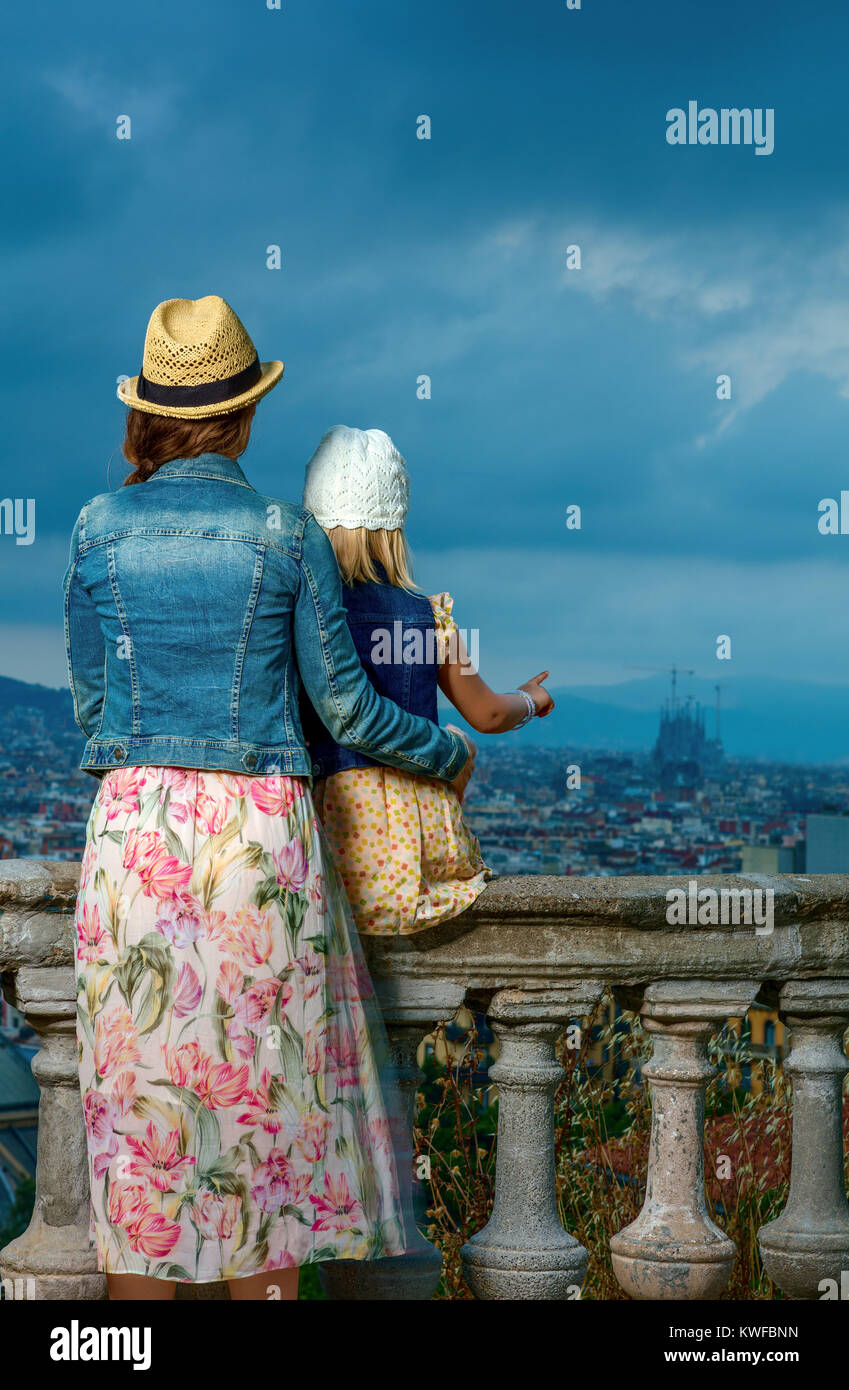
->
[62, 453, 467, 783]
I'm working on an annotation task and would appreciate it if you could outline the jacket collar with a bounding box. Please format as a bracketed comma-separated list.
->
[151, 453, 254, 488]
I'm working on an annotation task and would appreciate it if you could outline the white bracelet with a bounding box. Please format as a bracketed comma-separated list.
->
[514, 689, 536, 728]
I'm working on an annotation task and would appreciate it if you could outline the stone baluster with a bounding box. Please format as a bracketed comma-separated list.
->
[0, 966, 106, 1300]
[610, 979, 761, 1300]
[758, 979, 849, 1299]
[321, 978, 466, 1300]
[460, 984, 604, 1300]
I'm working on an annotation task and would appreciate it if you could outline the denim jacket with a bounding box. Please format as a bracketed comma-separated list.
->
[302, 564, 439, 780]
[62, 453, 467, 783]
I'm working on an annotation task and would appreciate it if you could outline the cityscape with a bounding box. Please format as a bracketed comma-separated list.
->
[3, 672, 849, 878]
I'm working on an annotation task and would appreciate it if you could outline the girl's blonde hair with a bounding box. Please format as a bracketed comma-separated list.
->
[324, 525, 418, 590]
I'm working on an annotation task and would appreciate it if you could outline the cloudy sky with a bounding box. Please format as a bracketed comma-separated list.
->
[3, 0, 849, 721]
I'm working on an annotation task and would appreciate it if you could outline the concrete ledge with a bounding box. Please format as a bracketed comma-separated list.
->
[2, 862, 849, 988]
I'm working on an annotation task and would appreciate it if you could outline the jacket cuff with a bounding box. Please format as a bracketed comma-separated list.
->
[441, 729, 470, 781]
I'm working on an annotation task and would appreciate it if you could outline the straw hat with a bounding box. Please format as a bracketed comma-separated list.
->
[118, 296, 284, 419]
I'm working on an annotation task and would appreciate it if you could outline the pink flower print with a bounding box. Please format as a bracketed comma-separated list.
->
[189, 1192, 242, 1241]
[309, 1171, 364, 1233]
[83, 1091, 120, 1181]
[156, 769, 191, 799]
[272, 840, 308, 893]
[107, 1181, 183, 1256]
[108, 1181, 149, 1228]
[307, 874, 326, 915]
[173, 961, 203, 1017]
[287, 1171, 313, 1207]
[216, 960, 243, 1007]
[250, 777, 295, 817]
[94, 1005, 141, 1079]
[327, 1038, 361, 1089]
[229, 979, 288, 1038]
[79, 841, 97, 892]
[152, 769, 192, 824]
[353, 953, 375, 1001]
[202, 907, 228, 942]
[102, 767, 146, 821]
[112, 1071, 137, 1117]
[218, 774, 250, 799]
[294, 946, 324, 1003]
[304, 1023, 327, 1077]
[327, 953, 360, 1004]
[237, 1069, 284, 1134]
[93, 1139, 119, 1183]
[126, 1121, 197, 1192]
[194, 1061, 251, 1111]
[83, 1090, 116, 1146]
[217, 905, 274, 970]
[76, 902, 107, 964]
[164, 1041, 250, 1110]
[295, 1111, 331, 1163]
[368, 1115, 392, 1157]
[250, 1150, 296, 1214]
[193, 791, 230, 835]
[228, 1026, 256, 1061]
[122, 831, 193, 899]
[126, 1208, 182, 1258]
[261, 1250, 298, 1271]
[154, 891, 208, 948]
[164, 1040, 209, 1090]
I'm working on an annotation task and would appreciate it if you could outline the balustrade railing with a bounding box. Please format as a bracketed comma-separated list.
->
[1, 861, 847, 1301]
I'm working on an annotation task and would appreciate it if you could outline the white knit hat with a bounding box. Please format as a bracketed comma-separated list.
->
[303, 425, 410, 531]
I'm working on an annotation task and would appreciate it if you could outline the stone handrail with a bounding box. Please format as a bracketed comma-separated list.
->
[1, 860, 847, 1300]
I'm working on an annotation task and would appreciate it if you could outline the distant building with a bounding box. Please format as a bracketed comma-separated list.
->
[740, 844, 804, 874]
[652, 672, 723, 791]
[805, 814, 849, 872]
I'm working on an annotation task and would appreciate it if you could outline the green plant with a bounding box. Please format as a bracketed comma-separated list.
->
[416, 998, 807, 1300]
[0, 1177, 35, 1256]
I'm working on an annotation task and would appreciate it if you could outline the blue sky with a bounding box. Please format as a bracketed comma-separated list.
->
[3, 0, 849, 718]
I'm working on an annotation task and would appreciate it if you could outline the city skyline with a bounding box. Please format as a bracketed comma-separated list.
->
[4, 0, 849, 730]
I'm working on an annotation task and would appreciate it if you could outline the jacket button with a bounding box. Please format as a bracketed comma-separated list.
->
[312, 763, 321, 777]
[112, 746, 125, 760]
[245, 753, 258, 770]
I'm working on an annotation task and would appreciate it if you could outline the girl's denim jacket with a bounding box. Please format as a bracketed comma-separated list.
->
[302, 563, 439, 781]
[62, 453, 467, 783]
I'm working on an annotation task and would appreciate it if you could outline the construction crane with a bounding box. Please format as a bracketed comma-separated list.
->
[626, 665, 695, 712]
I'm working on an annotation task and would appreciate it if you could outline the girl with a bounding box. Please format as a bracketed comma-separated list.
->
[301, 424, 554, 936]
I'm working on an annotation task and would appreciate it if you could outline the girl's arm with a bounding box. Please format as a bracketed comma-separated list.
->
[437, 631, 554, 733]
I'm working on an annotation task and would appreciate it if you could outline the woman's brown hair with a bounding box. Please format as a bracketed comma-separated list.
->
[122, 405, 255, 485]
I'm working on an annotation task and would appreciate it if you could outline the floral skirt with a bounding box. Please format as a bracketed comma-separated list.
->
[74, 766, 408, 1283]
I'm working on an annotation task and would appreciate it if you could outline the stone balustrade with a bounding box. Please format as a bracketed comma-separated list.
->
[1, 860, 848, 1301]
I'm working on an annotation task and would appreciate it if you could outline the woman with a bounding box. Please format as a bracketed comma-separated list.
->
[64, 295, 473, 1301]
